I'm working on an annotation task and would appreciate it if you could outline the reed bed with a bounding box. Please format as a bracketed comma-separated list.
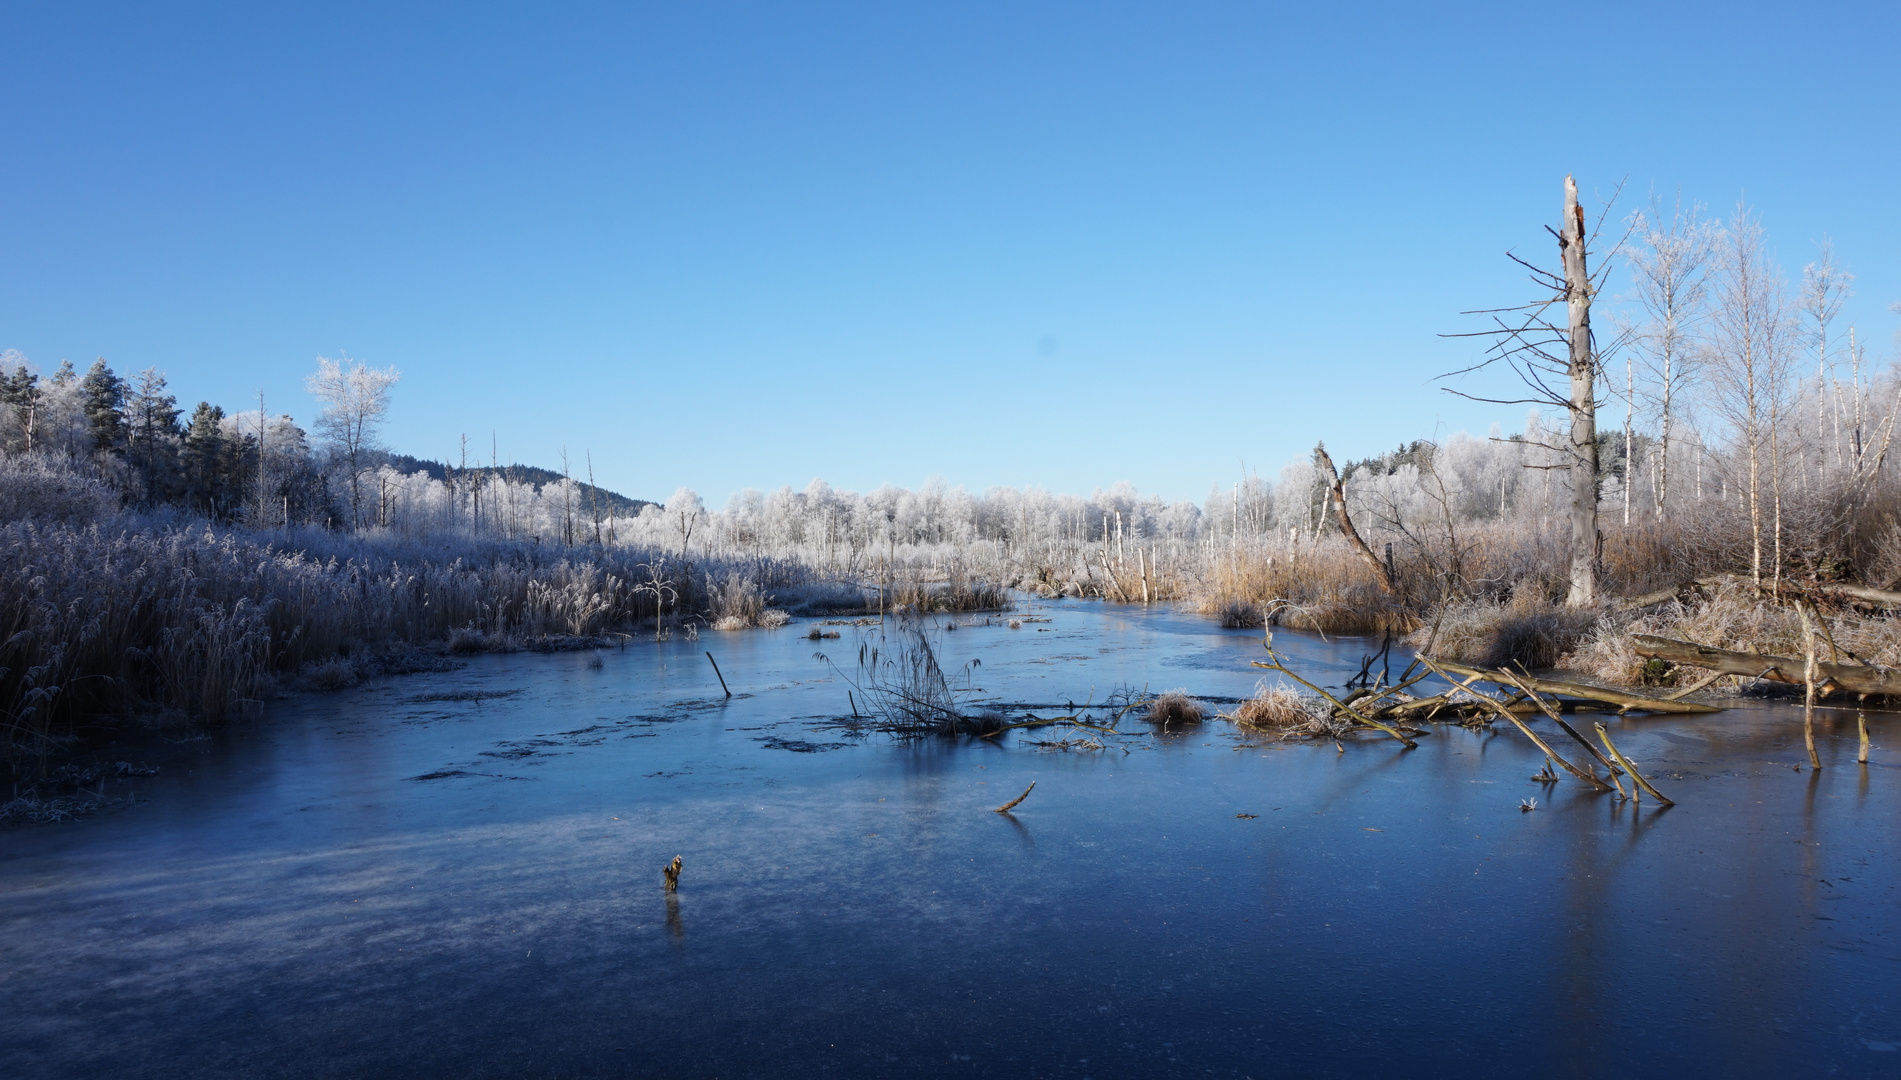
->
[0, 519, 800, 763]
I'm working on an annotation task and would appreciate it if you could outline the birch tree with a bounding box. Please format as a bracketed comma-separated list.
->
[1705, 204, 1793, 585]
[1799, 240, 1852, 466]
[1627, 193, 1713, 519]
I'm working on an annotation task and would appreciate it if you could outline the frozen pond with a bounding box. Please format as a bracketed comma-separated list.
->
[2, 601, 1897, 1078]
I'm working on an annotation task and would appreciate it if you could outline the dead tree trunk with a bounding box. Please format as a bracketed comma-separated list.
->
[1632, 634, 1901, 697]
[1560, 175, 1599, 608]
[1314, 443, 1396, 594]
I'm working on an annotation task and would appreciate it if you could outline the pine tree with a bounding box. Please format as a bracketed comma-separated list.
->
[183, 402, 232, 517]
[0, 363, 41, 454]
[125, 368, 183, 504]
[80, 359, 126, 453]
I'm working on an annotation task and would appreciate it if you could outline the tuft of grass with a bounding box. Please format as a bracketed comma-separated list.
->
[302, 658, 359, 692]
[1231, 682, 1342, 738]
[1145, 690, 1204, 726]
[825, 616, 988, 736]
[1217, 599, 1262, 629]
[447, 627, 489, 654]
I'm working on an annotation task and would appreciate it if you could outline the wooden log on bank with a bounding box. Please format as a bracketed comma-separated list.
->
[1427, 658, 1721, 714]
[1631, 634, 1901, 698]
[1616, 574, 1901, 612]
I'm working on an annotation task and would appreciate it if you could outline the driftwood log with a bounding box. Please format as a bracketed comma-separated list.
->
[1428, 658, 1721, 714]
[1631, 634, 1901, 697]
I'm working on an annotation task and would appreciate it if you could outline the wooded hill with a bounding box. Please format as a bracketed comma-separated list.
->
[383, 454, 656, 518]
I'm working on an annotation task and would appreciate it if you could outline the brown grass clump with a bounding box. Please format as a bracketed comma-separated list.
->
[1558, 620, 1647, 685]
[1145, 690, 1205, 726]
[1418, 593, 1598, 670]
[1231, 682, 1340, 738]
[1216, 599, 1262, 628]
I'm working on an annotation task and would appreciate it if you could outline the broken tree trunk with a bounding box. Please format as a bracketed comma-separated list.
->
[1561, 175, 1599, 609]
[1427, 658, 1721, 714]
[1631, 634, 1901, 697]
[1617, 573, 1901, 613]
[1313, 443, 1396, 594]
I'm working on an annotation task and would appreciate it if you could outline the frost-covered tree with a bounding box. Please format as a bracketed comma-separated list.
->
[0, 351, 41, 454]
[1628, 193, 1714, 519]
[306, 355, 400, 529]
[124, 367, 183, 504]
[1705, 204, 1795, 584]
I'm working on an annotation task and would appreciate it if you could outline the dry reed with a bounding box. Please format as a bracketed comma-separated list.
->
[1145, 690, 1205, 726]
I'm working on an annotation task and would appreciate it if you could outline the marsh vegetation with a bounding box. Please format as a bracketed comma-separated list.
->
[4, 178, 1900, 772]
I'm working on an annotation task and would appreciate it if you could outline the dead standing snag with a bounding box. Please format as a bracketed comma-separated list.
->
[1313, 443, 1396, 594]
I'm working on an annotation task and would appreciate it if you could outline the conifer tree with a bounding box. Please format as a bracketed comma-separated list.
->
[0, 361, 40, 453]
[80, 359, 127, 453]
[183, 402, 232, 516]
[125, 367, 183, 503]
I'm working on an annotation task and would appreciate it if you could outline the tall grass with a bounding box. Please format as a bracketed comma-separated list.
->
[0, 518, 796, 763]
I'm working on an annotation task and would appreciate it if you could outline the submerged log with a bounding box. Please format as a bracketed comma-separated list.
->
[1630, 634, 1901, 697]
[1428, 658, 1721, 714]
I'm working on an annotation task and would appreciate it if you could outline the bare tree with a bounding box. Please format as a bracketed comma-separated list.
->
[1627, 192, 1714, 519]
[666, 487, 704, 562]
[1704, 203, 1794, 585]
[306, 355, 400, 529]
[1799, 240, 1852, 466]
[1443, 175, 1629, 606]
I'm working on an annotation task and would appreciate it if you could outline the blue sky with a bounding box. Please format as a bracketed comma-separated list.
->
[3, 1, 1897, 503]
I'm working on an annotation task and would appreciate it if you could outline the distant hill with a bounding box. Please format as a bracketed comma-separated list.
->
[385, 454, 657, 517]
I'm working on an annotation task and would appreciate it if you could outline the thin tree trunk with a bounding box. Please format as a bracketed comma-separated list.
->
[1624, 356, 1634, 527]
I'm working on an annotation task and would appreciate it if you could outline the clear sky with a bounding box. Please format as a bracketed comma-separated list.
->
[4, 1, 1897, 503]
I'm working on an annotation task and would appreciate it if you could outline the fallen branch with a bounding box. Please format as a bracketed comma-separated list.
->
[1421, 658, 1610, 791]
[1621, 574, 1901, 613]
[1593, 723, 1674, 806]
[1497, 667, 1628, 796]
[994, 781, 1037, 813]
[1253, 650, 1416, 748]
[1429, 657, 1720, 714]
[1661, 670, 1724, 701]
[1631, 635, 1901, 697]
